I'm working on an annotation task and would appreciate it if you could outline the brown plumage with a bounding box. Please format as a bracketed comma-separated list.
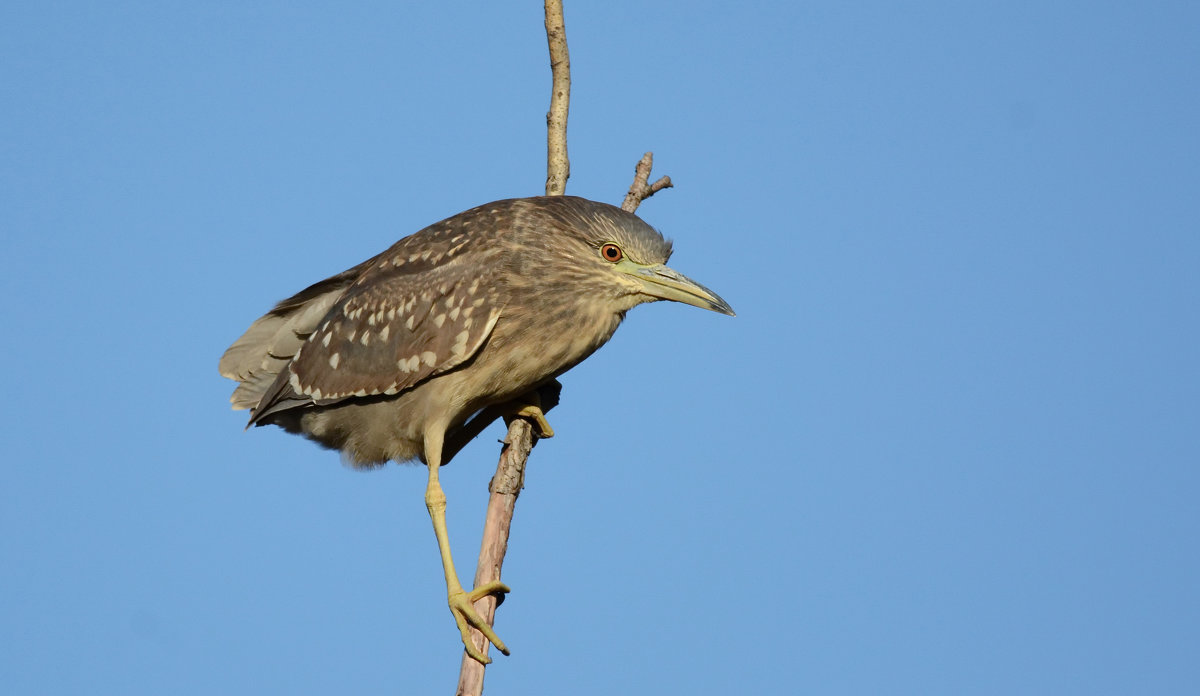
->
[218, 195, 733, 662]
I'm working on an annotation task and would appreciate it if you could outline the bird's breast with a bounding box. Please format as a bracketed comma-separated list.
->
[471, 300, 624, 402]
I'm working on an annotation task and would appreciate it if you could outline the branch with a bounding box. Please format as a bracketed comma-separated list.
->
[622, 151, 672, 213]
[544, 0, 571, 196]
[454, 422, 535, 696]
[456, 2, 571, 694]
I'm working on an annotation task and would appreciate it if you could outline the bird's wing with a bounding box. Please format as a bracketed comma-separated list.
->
[249, 256, 503, 420]
[219, 260, 376, 410]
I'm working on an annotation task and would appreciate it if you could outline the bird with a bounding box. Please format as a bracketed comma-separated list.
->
[218, 195, 734, 663]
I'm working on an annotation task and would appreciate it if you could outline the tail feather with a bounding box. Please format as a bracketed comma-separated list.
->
[219, 259, 374, 415]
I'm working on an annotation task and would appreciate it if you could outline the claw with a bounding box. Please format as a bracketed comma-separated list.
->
[510, 404, 555, 438]
[468, 580, 511, 604]
[503, 392, 555, 438]
[449, 582, 511, 664]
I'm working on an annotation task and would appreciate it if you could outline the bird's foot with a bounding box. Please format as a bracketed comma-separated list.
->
[503, 392, 555, 438]
[449, 581, 511, 664]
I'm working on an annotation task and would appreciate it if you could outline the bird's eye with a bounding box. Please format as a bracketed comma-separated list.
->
[600, 243, 623, 262]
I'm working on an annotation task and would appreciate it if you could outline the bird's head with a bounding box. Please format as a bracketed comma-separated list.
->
[522, 196, 736, 317]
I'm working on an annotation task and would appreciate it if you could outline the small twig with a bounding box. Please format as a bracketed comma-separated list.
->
[621, 152, 673, 213]
[544, 0, 570, 196]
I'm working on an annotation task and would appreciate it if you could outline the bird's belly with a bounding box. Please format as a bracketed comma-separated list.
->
[297, 394, 427, 467]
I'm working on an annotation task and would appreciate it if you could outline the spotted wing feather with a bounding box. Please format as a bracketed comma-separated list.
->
[281, 262, 503, 405]
[232, 201, 514, 424]
[219, 262, 373, 409]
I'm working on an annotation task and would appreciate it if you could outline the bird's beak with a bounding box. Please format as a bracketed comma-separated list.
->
[621, 261, 736, 316]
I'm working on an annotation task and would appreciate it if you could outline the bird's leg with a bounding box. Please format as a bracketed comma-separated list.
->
[501, 388, 555, 438]
[423, 429, 511, 664]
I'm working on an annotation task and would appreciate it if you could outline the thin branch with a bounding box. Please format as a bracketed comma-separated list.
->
[456, 2, 571, 693]
[454, 423, 535, 696]
[622, 151, 673, 213]
[453, 382, 558, 696]
[544, 0, 571, 196]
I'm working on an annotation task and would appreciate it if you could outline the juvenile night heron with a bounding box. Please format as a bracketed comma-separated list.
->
[219, 195, 733, 663]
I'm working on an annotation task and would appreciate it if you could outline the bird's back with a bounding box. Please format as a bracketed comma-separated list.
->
[219, 196, 677, 466]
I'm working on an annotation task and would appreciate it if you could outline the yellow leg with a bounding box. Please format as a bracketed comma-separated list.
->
[423, 429, 511, 664]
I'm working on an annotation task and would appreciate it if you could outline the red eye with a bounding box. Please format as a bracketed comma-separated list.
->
[600, 243, 623, 262]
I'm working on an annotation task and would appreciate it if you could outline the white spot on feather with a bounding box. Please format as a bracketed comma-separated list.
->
[379, 325, 390, 341]
[421, 351, 437, 367]
[451, 330, 470, 358]
[322, 333, 332, 347]
[329, 353, 341, 369]
[433, 314, 446, 328]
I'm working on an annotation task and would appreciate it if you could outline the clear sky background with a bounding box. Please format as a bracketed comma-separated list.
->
[3, 2, 1197, 694]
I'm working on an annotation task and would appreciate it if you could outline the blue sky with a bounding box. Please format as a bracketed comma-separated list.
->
[3, 2, 1197, 694]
